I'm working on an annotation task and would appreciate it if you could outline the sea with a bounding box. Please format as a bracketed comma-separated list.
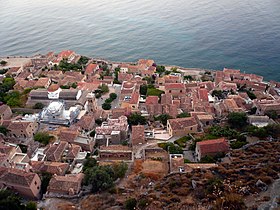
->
[0, 0, 280, 81]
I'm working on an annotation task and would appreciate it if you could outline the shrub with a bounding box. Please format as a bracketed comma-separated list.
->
[177, 112, 190, 118]
[109, 93, 117, 100]
[105, 98, 113, 103]
[33, 102, 45, 109]
[102, 102, 111, 110]
[125, 198, 137, 210]
[0, 126, 9, 136]
[95, 119, 103, 126]
[128, 113, 147, 125]
[90, 130, 96, 137]
[34, 132, 52, 145]
[228, 112, 248, 129]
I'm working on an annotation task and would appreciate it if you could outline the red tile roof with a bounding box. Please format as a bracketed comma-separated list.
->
[85, 63, 98, 74]
[145, 96, 159, 105]
[198, 88, 209, 102]
[197, 138, 229, 156]
[0, 167, 37, 187]
[165, 83, 185, 89]
[168, 117, 197, 130]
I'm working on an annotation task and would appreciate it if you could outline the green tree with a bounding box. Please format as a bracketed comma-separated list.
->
[154, 114, 172, 125]
[265, 110, 278, 120]
[128, 113, 147, 125]
[98, 84, 109, 94]
[125, 198, 137, 210]
[246, 90, 257, 100]
[0, 126, 9, 136]
[140, 85, 148, 95]
[95, 119, 103, 126]
[84, 167, 114, 193]
[71, 82, 77, 89]
[83, 157, 97, 172]
[228, 112, 248, 129]
[102, 102, 111, 110]
[112, 162, 128, 179]
[25, 201, 37, 210]
[177, 112, 190, 118]
[156, 65, 166, 75]
[0, 60, 7, 66]
[4, 91, 21, 107]
[33, 102, 45, 109]
[40, 172, 52, 195]
[34, 132, 52, 145]
[89, 130, 96, 138]
[0, 189, 23, 210]
[109, 93, 117, 100]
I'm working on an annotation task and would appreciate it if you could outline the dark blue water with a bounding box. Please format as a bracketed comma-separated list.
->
[1, 0, 280, 80]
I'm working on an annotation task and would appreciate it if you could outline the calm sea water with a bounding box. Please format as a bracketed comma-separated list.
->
[1, 0, 280, 80]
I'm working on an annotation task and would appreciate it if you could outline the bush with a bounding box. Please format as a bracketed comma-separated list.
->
[105, 98, 113, 103]
[102, 102, 111, 110]
[158, 142, 183, 154]
[0, 60, 7, 66]
[98, 84, 109, 94]
[154, 114, 172, 125]
[177, 112, 190, 118]
[95, 119, 103, 126]
[128, 113, 147, 125]
[109, 93, 117, 100]
[125, 198, 137, 210]
[33, 102, 44, 109]
[34, 132, 52, 145]
[0, 126, 9, 136]
[140, 85, 148, 95]
[89, 130, 96, 137]
[228, 112, 248, 129]
[230, 141, 247, 149]
[174, 136, 191, 147]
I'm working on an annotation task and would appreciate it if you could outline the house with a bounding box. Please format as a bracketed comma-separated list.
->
[47, 173, 84, 196]
[165, 83, 186, 97]
[7, 120, 38, 138]
[85, 63, 99, 77]
[169, 154, 185, 173]
[42, 70, 63, 82]
[138, 59, 155, 68]
[59, 128, 95, 152]
[0, 167, 41, 199]
[131, 125, 145, 145]
[6, 67, 23, 77]
[34, 78, 51, 88]
[31, 161, 69, 176]
[66, 144, 82, 162]
[0, 105, 12, 125]
[76, 114, 95, 132]
[95, 116, 129, 141]
[99, 145, 133, 161]
[50, 50, 76, 65]
[167, 117, 198, 137]
[195, 138, 230, 161]
[196, 114, 214, 128]
[45, 141, 69, 162]
[118, 73, 133, 83]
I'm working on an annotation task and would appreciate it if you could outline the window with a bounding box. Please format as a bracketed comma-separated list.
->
[190, 127, 192, 131]
[180, 90, 182, 93]
[34, 181, 37, 185]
